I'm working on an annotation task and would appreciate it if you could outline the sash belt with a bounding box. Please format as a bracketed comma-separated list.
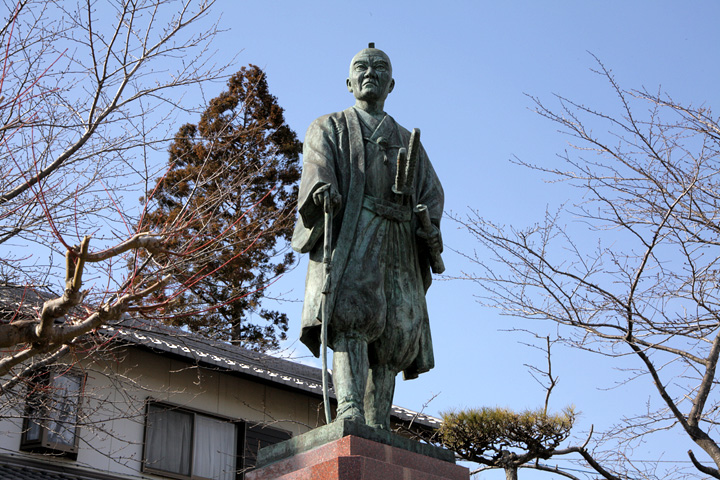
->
[362, 195, 412, 222]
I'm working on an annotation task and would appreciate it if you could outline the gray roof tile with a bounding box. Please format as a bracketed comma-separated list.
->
[105, 317, 442, 429]
[0, 456, 124, 480]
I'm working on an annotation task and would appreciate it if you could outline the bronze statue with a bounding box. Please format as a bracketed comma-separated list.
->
[291, 44, 444, 430]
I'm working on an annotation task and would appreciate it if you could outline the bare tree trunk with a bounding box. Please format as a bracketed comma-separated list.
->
[505, 466, 518, 480]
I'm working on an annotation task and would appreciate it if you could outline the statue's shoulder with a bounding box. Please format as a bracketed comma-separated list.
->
[387, 115, 411, 139]
[312, 111, 342, 122]
[386, 116, 430, 160]
[307, 111, 349, 137]
[396, 123, 411, 138]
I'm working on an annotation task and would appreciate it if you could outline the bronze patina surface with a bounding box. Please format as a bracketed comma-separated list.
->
[292, 44, 444, 430]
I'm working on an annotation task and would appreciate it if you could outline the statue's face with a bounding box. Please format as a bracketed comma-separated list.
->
[346, 52, 394, 103]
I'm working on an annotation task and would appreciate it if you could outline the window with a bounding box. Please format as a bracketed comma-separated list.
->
[20, 369, 84, 457]
[242, 422, 292, 474]
[143, 402, 290, 480]
[144, 403, 236, 480]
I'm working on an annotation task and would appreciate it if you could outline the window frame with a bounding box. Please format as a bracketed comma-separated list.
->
[142, 400, 292, 480]
[19, 367, 86, 457]
[142, 400, 240, 480]
[240, 422, 292, 477]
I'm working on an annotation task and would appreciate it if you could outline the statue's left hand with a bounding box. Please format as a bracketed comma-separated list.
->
[416, 225, 441, 252]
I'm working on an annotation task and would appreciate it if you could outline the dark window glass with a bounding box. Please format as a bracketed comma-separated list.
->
[241, 423, 292, 474]
[20, 369, 83, 456]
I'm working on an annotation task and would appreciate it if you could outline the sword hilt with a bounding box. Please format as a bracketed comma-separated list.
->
[392, 128, 421, 196]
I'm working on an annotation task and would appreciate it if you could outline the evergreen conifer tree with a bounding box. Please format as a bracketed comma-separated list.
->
[140, 65, 302, 350]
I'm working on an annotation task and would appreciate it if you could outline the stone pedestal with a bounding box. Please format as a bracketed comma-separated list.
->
[246, 418, 469, 480]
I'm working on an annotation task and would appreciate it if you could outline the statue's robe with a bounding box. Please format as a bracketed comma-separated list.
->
[291, 107, 444, 380]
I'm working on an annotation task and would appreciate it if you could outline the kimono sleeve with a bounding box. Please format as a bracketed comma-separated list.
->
[416, 144, 444, 235]
[414, 144, 445, 290]
[291, 115, 342, 254]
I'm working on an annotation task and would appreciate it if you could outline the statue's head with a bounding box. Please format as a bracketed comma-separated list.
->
[347, 43, 394, 104]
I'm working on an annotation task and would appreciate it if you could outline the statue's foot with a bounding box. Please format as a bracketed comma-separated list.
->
[367, 423, 389, 431]
[335, 400, 365, 424]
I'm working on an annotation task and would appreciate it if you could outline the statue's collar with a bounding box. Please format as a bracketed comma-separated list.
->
[353, 106, 387, 132]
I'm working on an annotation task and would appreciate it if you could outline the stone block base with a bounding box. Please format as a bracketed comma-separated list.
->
[245, 434, 469, 480]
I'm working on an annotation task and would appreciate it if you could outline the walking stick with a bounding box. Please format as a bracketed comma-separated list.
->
[320, 189, 333, 424]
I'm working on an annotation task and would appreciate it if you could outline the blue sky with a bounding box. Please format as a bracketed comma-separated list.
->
[202, 2, 720, 477]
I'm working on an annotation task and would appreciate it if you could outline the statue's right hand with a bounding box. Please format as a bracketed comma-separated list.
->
[313, 184, 342, 210]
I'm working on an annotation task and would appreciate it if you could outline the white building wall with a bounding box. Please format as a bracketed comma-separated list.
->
[0, 345, 320, 478]
[0, 399, 24, 456]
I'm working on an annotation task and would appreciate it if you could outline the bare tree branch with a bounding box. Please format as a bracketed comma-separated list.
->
[453, 56, 720, 477]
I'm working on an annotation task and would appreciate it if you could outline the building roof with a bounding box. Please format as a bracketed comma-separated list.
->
[107, 317, 326, 396]
[104, 317, 442, 430]
[0, 285, 442, 430]
[0, 285, 57, 322]
[0, 455, 127, 480]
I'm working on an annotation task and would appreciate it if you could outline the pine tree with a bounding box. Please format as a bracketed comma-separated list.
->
[139, 65, 302, 350]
